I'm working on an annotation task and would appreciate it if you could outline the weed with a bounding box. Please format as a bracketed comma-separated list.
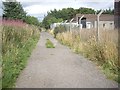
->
[45, 39, 55, 48]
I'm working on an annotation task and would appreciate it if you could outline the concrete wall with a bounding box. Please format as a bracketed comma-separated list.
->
[94, 21, 114, 30]
[99, 21, 114, 30]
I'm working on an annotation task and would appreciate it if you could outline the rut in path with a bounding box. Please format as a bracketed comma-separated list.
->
[16, 32, 118, 88]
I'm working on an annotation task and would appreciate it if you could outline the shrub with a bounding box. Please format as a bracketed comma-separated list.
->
[53, 25, 67, 38]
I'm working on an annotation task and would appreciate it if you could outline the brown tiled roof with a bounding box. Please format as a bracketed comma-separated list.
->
[76, 14, 114, 21]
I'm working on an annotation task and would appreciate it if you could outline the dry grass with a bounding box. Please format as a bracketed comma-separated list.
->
[56, 28, 119, 83]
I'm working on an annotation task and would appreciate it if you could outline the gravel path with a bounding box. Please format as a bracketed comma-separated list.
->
[16, 31, 118, 88]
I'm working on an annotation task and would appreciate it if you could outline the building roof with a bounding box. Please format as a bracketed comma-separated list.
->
[76, 14, 114, 22]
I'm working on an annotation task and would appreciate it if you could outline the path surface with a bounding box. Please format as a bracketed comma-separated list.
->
[16, 32, 118, 88]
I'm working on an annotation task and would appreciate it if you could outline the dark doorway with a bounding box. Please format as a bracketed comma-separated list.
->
[81, 17, 86, 28]
[78, 17, 80, 24]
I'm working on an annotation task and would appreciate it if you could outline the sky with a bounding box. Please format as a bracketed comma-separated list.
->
[1, 0, 114, 21]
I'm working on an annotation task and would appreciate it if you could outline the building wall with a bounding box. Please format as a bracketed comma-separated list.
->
[99, 21, 114, 30]
[93, 21, 114, 30]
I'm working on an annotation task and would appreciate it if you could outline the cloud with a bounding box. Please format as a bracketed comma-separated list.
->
[1, 0, 114, 21]
[0, 1, 3, 16]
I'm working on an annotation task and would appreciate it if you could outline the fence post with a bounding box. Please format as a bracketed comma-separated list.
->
[70, 18, 74, 32]
[97, 10, 104, 42]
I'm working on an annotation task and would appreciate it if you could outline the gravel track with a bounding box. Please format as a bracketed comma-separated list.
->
[15, 31, 118, 88]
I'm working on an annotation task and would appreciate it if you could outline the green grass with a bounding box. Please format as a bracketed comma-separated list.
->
[45, 39, 55, 48]
[2, 23, 40, 88]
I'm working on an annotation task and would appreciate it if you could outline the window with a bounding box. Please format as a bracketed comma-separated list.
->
[103, 23, 105, 27]
[110, 23, 113, 25]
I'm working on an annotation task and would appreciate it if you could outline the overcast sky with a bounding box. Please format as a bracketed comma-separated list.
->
[1, 0, 114, 21]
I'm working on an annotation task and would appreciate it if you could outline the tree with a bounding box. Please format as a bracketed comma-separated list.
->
[76, 7, 95, 14]
[42, 15, 63, 29]
[25, 15, 40, 26]
[42, 7, 95, 29]
[96, 8, 114, 15]
[2, 0, 26, 21]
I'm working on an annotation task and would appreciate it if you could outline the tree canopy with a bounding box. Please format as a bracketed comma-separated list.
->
[42, 7, 114, 29]
[2, 0, 41, 26]
[3, 0, 26, 21]
[25, 15, 40, 26]
[42, 7, 96, 29]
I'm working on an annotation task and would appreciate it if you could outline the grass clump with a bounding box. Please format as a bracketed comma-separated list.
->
[2, 19, 40, 88]
[45, 39, 55, 48]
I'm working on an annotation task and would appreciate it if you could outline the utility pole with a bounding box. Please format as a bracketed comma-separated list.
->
[96, 10, 104, 42]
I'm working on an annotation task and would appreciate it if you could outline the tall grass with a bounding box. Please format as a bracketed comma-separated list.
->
[2, 19, 40, 88]
[56, 29, 119, 83]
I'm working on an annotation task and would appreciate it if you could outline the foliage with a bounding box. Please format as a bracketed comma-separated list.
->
[25, 15, 40, 26]
[3, 0, 26, 21]
[53, 25, 67, 38]
[42, 7, 95, 29]
[2, 0, 41, 27]
[48, 7, 95, 21]
[2, 20, 40, 88]
[56, 29, 119, 83]
[45, 39, 55, 48]
[42, 15, 63, 29]
[96, 8, 114, 15]
[42, 7, 114, 29]
[77, 7, 95, 14]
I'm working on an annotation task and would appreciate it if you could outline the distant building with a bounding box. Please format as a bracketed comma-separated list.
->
[76, 14, 114, 29]
[50, 23, 61, 30]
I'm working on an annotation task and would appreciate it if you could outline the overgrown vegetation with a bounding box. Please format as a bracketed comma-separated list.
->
[56, 28, 119, 83]
[2, 0, 41, 88]
[45, 39, 55, 48]
[2, 20, 40, 88]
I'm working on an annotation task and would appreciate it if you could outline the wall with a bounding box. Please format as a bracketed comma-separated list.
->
[99, 21, 114, 30]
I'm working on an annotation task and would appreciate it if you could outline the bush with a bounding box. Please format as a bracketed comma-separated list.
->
[54, 25, 67, 38]
[2, 20, 40, 88]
